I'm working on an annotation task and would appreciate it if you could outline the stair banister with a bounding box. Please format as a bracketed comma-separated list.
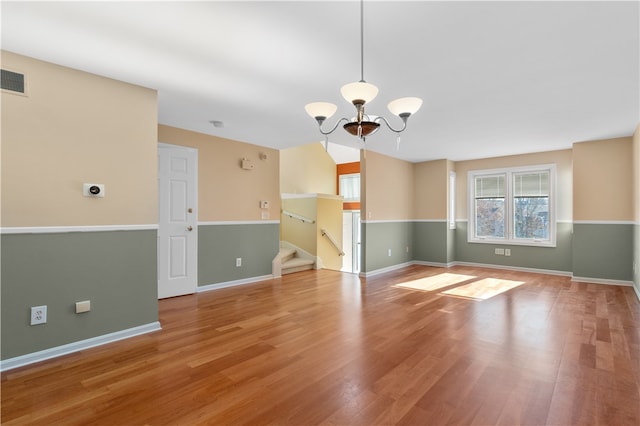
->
[282, 210, 315, 224]
[320, 229, 345, 256]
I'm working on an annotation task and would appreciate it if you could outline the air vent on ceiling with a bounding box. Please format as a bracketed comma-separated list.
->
[1, 69, 26, 94]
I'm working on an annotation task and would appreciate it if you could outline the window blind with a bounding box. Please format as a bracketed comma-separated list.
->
[339, 173, 360, 201]
[514, 172, 549, 197]
[475, 175, 504, 198]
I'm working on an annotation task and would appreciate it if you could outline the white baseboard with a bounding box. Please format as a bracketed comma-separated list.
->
[359, 262, 414, 278]
[571, 276, 633, 287]
[360, 261, 637, 292]
[360, 260, 572, 279]
[197, 275, 274, 293]
[0, 321, 162, 372]
[452, 261, 573, 277]
[413, 260, 453, 268]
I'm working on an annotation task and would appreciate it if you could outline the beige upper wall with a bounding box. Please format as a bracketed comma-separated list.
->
[158, 125, 280, 222]
[454, 149, 573, 222]
[634, 126, 640, 222]
[281, 197, 317, 254]
[414, 159, 449, 220]
[362, 150, 414, 221]
[1, 51, 158, 227]
[573, 137, 633, 222]
[280, 142, 336, 195]
[316, 196, 343, 271]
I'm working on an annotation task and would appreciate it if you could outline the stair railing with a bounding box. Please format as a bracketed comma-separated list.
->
[320, 228, 345, 256]
[282, 210, 315, 224]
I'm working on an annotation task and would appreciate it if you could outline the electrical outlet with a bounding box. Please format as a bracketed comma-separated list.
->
[76, 300, 91, 313]
[236, 257, 242, 267]
[30, 305, 47, 325]
[388, 249, 392, 257]
[505, 248, 511, 256]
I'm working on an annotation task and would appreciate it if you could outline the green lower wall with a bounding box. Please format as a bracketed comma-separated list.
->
[361, 222, 413, 273]
[363, 220, 575, 275]
[198, 223, 280, 285]
[413, 221, 449, 264]
[4, 221, 633, 360]
[1, 230, 158, 360]
[455, 221, 573, 273]
[635, 224, 640, 293]
[363, 220, 635, 283]
[447, 228, 456, 264]
[572, 223, 634, 281]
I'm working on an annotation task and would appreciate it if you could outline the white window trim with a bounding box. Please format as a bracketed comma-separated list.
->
[467, 164, 557, 247]
[449, 171, 456, 230]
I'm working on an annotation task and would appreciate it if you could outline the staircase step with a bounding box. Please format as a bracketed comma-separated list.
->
[279, 248, 296, 263]
[282, 258, 315, 275]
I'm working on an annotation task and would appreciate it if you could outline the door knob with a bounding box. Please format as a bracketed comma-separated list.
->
[187, 226, 193, 231]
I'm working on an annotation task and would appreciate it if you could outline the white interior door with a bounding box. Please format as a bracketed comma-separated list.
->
[158, 144, 197, 298]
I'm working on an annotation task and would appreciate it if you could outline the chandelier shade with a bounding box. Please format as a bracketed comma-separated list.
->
[304, 102, 338, 120]
[388, 97, 423, 117]
[340, 81, 379, 105]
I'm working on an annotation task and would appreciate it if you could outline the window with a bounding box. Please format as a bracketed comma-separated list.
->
[474, 174, 505, 238]
[468, 165, 555, 246]
[513, 171, 550, 240]
[339, 173, 360, 202]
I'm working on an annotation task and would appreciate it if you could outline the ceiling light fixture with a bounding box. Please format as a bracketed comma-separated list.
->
[305, 0, 422, 150]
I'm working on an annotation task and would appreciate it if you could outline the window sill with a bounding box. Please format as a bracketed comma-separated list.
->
[467, 238, 556, 248]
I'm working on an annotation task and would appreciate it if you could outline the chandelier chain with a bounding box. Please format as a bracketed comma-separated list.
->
[360, 0, 364, 82]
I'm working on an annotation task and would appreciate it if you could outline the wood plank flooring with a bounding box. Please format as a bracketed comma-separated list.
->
[2, 265, 640, 425]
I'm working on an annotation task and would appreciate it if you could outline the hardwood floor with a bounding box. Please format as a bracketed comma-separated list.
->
[2, 265, 639, 425]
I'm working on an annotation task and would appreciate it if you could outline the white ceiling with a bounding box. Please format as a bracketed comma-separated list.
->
[2, 1, 638, 162]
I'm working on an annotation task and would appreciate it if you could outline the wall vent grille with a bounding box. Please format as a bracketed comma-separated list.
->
[1, 69, 25, 93]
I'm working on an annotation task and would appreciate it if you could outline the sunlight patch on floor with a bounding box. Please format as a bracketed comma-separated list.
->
[441, 277, 525, 300]
[394, 273, 476, 292]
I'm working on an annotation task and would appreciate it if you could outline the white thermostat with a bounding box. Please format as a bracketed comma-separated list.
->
[83, 183, 105, 197]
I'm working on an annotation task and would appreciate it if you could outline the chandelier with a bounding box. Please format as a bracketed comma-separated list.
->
[305, 0, 422, 148]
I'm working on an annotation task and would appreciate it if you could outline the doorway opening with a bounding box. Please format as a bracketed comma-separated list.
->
[341, 210, 361, 274]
